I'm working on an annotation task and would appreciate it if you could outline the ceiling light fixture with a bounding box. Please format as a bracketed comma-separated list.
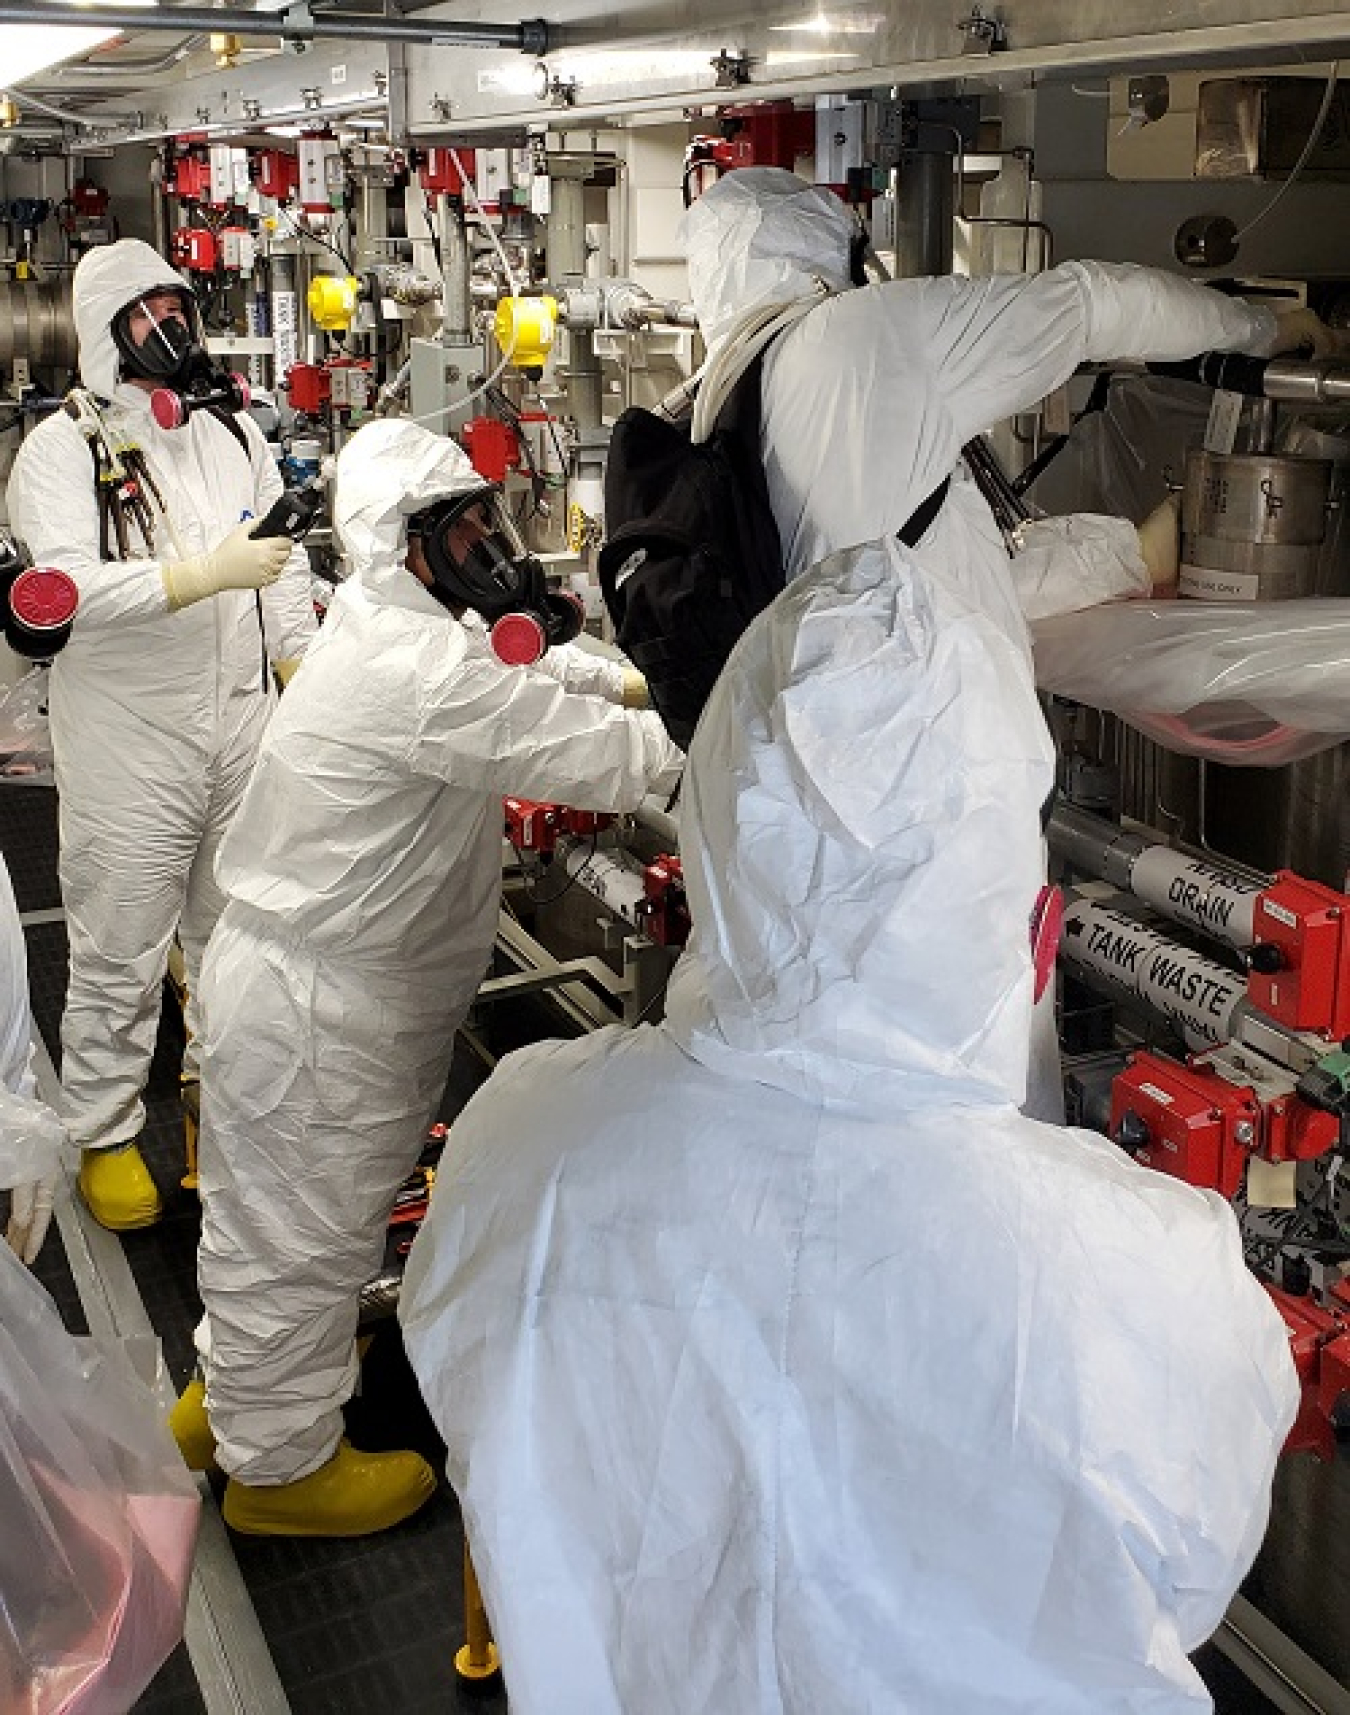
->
[0, 23, 122, 85]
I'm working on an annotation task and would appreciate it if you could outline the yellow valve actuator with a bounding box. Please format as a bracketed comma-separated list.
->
[493, 295, 557, 374]
[307, 274, 361, 333]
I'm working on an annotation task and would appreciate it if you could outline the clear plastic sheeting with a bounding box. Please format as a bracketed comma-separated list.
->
[0, 1104, 198, 1712]
[1033, 597, 1350, 765]
[0, 665, 53, 783]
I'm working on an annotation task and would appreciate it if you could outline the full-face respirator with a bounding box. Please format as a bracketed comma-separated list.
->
[407, 488, 583, 665]
[110, 285, 250, 431]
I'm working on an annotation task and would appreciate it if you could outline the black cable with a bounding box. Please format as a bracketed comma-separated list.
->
[509, 833, 598, 907]
[290, 212, 356, 277]
[422, 194, 445, 277]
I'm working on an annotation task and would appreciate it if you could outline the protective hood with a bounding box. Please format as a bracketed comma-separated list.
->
[334, 418, 485, 602]
[664, 537, 1055, 1111]
[73, 239, 193, 399]
[682, 167, 854, 347]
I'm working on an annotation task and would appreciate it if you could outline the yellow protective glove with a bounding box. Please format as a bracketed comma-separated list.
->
[1270, 307, 1343, 360]
[163, 523, 291, 612]
[273, 656, 303, 690]
[622, 668, 649, 710]
[1136, 494, 1181, 595]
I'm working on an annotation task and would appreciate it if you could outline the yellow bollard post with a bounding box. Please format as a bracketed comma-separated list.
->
[455, 1540, 502, 1693]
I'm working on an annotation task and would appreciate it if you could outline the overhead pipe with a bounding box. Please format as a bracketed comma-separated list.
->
[0, 4, 549, 54]
[1148, 350, 1350, 405]
[2, 86, 137, 126]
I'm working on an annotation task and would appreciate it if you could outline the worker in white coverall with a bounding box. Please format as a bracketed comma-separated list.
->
[6, 240, 315, 1232]
[169, 418, 681, 1538]
[400, 526, 1300, 1714]
[682, 166, 1332, 1120]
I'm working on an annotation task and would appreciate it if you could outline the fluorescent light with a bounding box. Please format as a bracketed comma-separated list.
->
[0, 24, 122, 85]
[265, 124, 303, 138]
[768, 11, 884, 33]
[52, 0, 159, 7]
[344, 116, 386, 130]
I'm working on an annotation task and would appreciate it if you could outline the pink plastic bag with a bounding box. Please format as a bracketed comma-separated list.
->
[0, 1251, 199, 1713]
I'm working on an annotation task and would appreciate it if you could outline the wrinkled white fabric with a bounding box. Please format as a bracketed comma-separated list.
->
[1034, 595, 1350, 764]
[684, 169, 1279, 1121]
[195, 418, 681, 1485]
[0, 857, 64, 1263]
[1016, 514, 1149, 619]
[403, 535, 1298, 1715]
[6, 240, 315, 1151]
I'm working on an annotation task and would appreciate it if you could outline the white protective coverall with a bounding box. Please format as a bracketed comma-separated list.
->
[195, 418, 682, 1486]
[6, 240, 316, 1154]
[683, 168, 1280, 1119]
[401, 532, 1299, 1714]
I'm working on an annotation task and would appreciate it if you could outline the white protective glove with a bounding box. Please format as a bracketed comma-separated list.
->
[163, 522, 291, 612]
[0, 1081, 64, 1265]
[6, 1175, 54, 1265]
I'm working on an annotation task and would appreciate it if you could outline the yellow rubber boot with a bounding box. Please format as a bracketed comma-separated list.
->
[168, 1379, 217, 1472]
[222, 1441, 437, 1538]
[79, 1142, 163, 1231]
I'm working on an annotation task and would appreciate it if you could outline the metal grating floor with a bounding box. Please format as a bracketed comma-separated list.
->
[1, 780, 1340, 1714]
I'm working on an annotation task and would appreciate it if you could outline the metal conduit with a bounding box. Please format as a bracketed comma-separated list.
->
[50, 32, 205, 76]
[0, 4, 549, 53]
[4, 86, 136, 126]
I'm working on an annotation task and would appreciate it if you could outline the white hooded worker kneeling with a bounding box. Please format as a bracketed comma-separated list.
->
[169, 418, 681, 1538]
[400, 529, 1300, 1709]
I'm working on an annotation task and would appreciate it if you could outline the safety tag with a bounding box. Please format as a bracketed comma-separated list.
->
[1204, 389, 1243, 454]
[1246, 1156, 1298, 1210]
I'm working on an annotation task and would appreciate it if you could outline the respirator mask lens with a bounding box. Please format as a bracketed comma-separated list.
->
[417, 491, 544, 614]
[112, 288, 203, 382]
[442, 497, 535, 601]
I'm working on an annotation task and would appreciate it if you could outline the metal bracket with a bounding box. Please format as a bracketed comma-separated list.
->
[710, 48, 751, 90]
[540, 73, 577, 108]
[958, 6, 1008, 54]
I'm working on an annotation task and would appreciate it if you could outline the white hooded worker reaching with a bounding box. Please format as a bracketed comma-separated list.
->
[400, 522, 1300, 1713]
[680, 167, 1332, 1122]
[682, 167, 1333, 620]
[168, 417, 680, 1538]
[5, 240, 316, 1232]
